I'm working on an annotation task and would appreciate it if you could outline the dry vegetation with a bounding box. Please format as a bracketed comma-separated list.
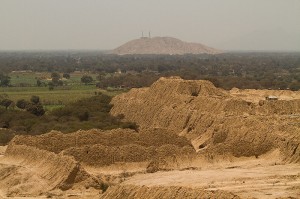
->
[0, 77, 300, 199]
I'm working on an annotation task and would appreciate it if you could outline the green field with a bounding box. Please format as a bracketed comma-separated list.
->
[0, 72, 124, 109]
[9, 71, 98, 86]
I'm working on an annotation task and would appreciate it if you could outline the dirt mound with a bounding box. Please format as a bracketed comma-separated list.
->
[62, 144, 195, 167]
[112, 37, 222, 55]
[0, 146, 6, 155]
[257, 99, 300, 114]
[11, 128, 191, 154]
[111, 77, 300, 162]
[230, 87, 300, 103]
[0, 144, 103, 197]
[111, 77, 229, 132]
[10, 128, 194, 168]
[99, 185, 240, 199]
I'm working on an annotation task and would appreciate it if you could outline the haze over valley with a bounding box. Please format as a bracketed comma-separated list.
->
[0, 1, 300, 199]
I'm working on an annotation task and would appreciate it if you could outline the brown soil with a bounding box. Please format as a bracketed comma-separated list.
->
[100, 185, 240, 199]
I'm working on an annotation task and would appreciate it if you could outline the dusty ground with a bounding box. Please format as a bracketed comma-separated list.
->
[124, 162, 300, 199]
[229, 87, 300, 103]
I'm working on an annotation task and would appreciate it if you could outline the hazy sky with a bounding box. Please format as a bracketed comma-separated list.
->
[1, 0, 300, 51]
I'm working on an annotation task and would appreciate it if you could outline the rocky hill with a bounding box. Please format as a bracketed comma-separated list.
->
[112, 37, 222, 55]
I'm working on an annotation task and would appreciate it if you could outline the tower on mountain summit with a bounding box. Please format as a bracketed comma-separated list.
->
[141, 31, 151, 39]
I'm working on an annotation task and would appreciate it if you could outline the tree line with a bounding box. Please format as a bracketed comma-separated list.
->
[0, 52, 300, 90]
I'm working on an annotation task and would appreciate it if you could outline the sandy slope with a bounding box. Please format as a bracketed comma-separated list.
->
[96, 151, 300, 199]
[96, 149, 300, 198]
[110, 77, 300, 162]
[0, 144, 300, 198]
[124, 164, 300, 199]
[230, 88, 300, 103]
[0, 145, 103, 199]
[0, 146, 7, 156]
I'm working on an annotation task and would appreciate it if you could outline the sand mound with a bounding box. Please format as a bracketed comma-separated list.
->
[112, 37, 222, 55]
[0, 146, 6, 155]
[11, 128, 191, 154]
[62, 144, 194, 167]
[230, 87, 300, 103]
[99, 185, 240, 199]
[111, 77, 300, 162]
[10, 128, 194, 168]
[0, 143, 103, 197]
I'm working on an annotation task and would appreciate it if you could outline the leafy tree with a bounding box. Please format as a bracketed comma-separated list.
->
[51, 72, 62, 86]
[51, 72, 61, 79]
[30, 96, 40, 104]
[48, 82, 54, 90]
[0, 74, 10, 87]
[16, 99, 29, 109]
[81, 75, 93, 85]
[63, 73, 71, 79]
[36, 79, 42, 87]
[57, 80, 64, 86]
[0, 129, 15, 145]
[0, 99, 13, 110]
[52, 77, 60, 86]
[76, 110, 89, 121]
[26, 103, 45, 116]
[96, 72, 106, 81]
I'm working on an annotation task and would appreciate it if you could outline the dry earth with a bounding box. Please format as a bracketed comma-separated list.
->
[0, 77, 300, 199]
[230, 87, 300, 104]
[123, 158, 300, 199]
[111, 77, 300, 161]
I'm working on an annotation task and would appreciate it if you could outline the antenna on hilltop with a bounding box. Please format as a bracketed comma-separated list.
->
[142, 31, 144, 38]
[149, 31, 151, 38]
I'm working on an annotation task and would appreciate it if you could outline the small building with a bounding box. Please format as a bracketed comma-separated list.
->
[265, 96, 278, 100]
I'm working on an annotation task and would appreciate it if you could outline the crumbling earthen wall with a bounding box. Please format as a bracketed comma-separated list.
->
[62, 144, 195, 166]
[99, 185, 240, 199]
[110, 77, 300, 162]
[11, 128, 191, 154]
[2, 143, 100, 196]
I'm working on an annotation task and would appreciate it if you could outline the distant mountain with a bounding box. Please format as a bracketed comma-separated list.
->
[112, 37, 222, 55]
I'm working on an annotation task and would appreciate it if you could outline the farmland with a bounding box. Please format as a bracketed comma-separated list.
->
[0, 72, 124, 109]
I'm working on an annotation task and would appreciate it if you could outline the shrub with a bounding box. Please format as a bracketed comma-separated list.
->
[26, 103, 45, 116]
[0, 99, 13, 110]
[16, 99, 29, 109]
[63, 73, 70, 79]
[76, 110, 89, 121]
[30, 96, 40, 104]
[0, 129, 15, 145]
[81, 75, 93, 85]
